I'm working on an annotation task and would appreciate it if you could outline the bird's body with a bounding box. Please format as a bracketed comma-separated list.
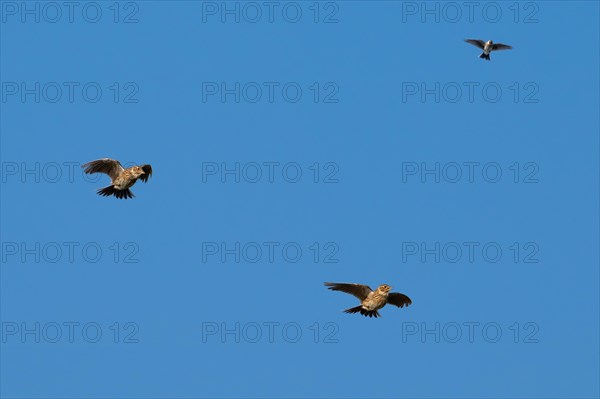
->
[82, 158, 152, 199]
[324, 282, 412, 318]
[465, 39, 512, 60]
[482, 41, 494, 57]
[362, 289, 390, 311]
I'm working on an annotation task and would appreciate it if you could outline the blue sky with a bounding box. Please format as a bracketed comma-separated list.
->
[1, 1, 598, 398]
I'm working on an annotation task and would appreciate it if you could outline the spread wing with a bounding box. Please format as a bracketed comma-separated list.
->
[492, 43, 512, 51]
[465, 39, 485, 50]
[387, 293, 412, 308]
[324, 282, 373, 301]
[139, 164, 153, 183]
[82, 158, 124, 180]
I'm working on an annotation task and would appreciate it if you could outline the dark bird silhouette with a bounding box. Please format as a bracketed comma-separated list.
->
[324, 282, 412, 318]
[465, 39, 512, 60]
[82, 158, 152, 199]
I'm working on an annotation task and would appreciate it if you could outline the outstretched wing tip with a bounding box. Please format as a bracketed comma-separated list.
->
[324, 282, 373, 301]
[387, 293, 413, 308]
[81, 158, 124, 179]
[139, 164, 153, 182]
[465, 39, 484, 47]
[493, 43, 513, 50]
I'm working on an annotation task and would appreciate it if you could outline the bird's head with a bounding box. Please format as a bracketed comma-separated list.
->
[378, 284, 392, 293]
[132, 166, 145, 178]
[488, 40, 494, 44]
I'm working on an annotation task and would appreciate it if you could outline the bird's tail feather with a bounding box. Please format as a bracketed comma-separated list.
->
[480, 53, 490, 60]
[96, 185, 134, 199]
[343, 306, 381, 318]
[343, 306, 363, 314]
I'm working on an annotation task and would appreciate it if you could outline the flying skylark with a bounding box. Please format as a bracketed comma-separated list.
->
[465, 39, 512, 60]
[324, 282, 412, 318]
[82, 158, 152, 199]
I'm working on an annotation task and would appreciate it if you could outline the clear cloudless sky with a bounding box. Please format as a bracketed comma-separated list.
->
[1, 1, 598, 398]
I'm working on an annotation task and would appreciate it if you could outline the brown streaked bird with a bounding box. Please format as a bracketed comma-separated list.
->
[82, 158, 152, 199]
[465, 39, 512, 60]
[324, 282, 412, 318]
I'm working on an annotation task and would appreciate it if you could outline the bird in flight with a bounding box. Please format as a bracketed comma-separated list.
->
[465, 39, 512, 60]
[82, 158, 152, 199]
[324, 282, 412, 318]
